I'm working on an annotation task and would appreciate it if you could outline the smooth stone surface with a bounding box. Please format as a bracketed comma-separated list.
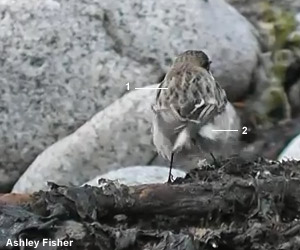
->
[278, 133, 300, 161]
[12, 86, 157, 193]
[84, 166, 186, 186]
[0, 0, 162, 191]
[1, 0, 259, 191]
[99, 0, 260, 101]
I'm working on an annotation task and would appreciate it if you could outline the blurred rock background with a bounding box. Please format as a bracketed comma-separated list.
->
[0, 0, 299, 192]
[228, 0, 300, 119]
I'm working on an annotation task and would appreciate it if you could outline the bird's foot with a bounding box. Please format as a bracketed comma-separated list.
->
[167, 173, 174, 184]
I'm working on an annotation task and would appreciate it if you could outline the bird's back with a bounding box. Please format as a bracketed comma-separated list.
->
[156, 62, 227, 120]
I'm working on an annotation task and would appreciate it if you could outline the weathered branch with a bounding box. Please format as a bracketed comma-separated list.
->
[29, 176, 299, 221]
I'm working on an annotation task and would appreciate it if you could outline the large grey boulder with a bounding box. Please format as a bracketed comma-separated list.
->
[12, 86, 158, 192]
[0, 0, 162, 191]
[99, 0, 260, 100]
[1, 0, 260, 191]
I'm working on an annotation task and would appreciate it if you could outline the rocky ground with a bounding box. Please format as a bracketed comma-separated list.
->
[1, 157, 300, 250]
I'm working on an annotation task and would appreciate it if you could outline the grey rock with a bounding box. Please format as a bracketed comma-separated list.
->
[0, 0, 163, 191]
[84, 166, 186, 186]
[296, 13, 300, 28]
[288, 79, 300, 115]
[98, 0, 259, 101]
[1, 0, 259, 191]
[295, 14, 300, 35]
[12, 86, 158, 192]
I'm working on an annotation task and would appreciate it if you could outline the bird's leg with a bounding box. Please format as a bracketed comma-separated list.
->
[168, 152, 175, 183]
[210, 152, 221, 168]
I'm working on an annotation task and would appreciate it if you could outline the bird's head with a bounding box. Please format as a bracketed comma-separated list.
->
[173, 50, 212, 71]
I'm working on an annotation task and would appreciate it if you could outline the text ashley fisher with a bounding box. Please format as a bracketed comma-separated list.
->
[6, 238, 73, 248]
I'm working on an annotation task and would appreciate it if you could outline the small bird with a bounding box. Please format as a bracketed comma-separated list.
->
[151, 50, 241, 182]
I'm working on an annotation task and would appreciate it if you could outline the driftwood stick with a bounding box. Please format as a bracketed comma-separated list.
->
[28, 174, 299, 223]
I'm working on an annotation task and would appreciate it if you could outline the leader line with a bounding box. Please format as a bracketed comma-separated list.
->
[212, 129, 239, 132]
[135, 87, 168, 90]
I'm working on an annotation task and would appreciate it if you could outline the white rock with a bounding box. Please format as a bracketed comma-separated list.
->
[12, 86, 158, 192]
[278, 133, 300, 161]
[84, 166, 186, 186]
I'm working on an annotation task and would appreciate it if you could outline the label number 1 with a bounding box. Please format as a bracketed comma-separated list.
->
[242, 126, 247, 134]
[126, 82, 130, 90]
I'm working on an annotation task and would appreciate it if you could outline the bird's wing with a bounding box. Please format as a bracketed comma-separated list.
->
[156, 69, 227, 126]
[189, 80, 227, 125]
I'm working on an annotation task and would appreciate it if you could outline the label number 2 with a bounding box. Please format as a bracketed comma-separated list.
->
[242, 126, 247, 134]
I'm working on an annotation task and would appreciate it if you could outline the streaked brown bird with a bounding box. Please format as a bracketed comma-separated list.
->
[152, 50, 241, 182]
